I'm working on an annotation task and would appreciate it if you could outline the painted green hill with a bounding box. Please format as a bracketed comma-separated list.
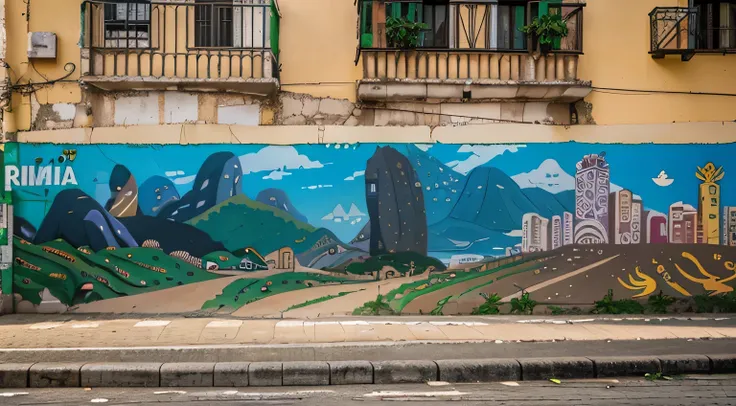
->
[186, 195, 354, 264]
[12, 237, 219, 306]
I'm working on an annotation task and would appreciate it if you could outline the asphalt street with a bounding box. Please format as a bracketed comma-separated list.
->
[2, 376, 735, 405]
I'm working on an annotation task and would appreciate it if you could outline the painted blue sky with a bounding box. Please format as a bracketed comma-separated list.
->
[10, 142, 736, 242]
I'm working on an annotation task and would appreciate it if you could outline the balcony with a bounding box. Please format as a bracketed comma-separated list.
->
[81, 0, 280, 96]
[650, 6, 736, 61]
[356, 0, 589, 103]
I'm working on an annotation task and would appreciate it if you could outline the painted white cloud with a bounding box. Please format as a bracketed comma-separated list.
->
[301, 184, 333, 190]
[172, 175, 196, 185]
[322, 203, 366, 223]
[448, 145, 526, 175]
[511, 159, 575, 194]
[415, 144, 434, 152]
[511, 159, 643, 199]
[504, 230, 523, 237]
[344, 170, 365, 181]
[262, 169, 292, 181]
[239, 146, 324, 175]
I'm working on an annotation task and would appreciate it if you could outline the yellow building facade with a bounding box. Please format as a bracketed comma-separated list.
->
[1, 0, 736, 314]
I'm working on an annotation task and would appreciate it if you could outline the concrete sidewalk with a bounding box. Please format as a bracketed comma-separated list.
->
[1, 314, 735, 348]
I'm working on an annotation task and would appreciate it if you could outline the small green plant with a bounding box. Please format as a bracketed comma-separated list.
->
[645, 372, 672, 381]
[593, 289, 645, 314]
[647, 290, 675, 314]
[385, 16, 428, 48]
[520, 13, 569, 52]
[352, 294, 394, 316]
[693, 291, 736, 313]
[471, 292, 502, 315]
[510, 290, 537, 315]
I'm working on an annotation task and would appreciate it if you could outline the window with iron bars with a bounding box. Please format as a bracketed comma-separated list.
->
[359, 0, 576, 51]
[194, 0, 271, 49]
[103, 0, 151, 48]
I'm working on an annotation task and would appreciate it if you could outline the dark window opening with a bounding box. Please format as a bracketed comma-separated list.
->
[692, 0, 736, 49]
[195, 0, 234, 47]
[497, 3, 527, 50]
[103, 0, 151, 48]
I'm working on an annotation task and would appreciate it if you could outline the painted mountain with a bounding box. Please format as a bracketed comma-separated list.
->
[428, 164, 574, 257]
[186, 194, 363, 269]
[157, 152, 243, 222]
[138, 175, 180, 216]
[405, 144, 466, 225]
[34, 189, 139, 251]
[256, 188, 308, 223]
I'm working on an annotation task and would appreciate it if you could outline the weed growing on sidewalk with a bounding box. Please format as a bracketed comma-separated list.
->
[592, 289, 644, 314]
[645, 372, 673, 381]
[353, 294, 394, 316]
[471, 293, 502, 315]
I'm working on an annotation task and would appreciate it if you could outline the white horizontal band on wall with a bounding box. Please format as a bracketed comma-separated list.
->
[13, 121, 736, 145]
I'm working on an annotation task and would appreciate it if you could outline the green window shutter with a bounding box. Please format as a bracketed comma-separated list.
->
[407, 3, 416, 21]
[361, 1, 373, 47]
[513, 5, 525, 49]
[538, 1, 549, 17]
[391, 3, 402, 18]
[269, 0, 280, 56]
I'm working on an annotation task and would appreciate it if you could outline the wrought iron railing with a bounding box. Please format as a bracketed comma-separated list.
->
[82, 0, 280, 80]
[650, 6, 736, 58]
[356, 0, 584, 80]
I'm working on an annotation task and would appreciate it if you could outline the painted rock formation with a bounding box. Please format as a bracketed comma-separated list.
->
[138, 175, 180, 216]
[105, 164, 139, 217]
[364, 146, 428, 255]
[34, 189, 138, 251]
[158, 152, 243, 222]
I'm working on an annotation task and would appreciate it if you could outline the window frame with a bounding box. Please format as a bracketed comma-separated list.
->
[193, 0, 236, 49]
[102, 0, 152, 49]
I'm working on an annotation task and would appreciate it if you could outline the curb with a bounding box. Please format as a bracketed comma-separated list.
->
[0, 354, 733, 388]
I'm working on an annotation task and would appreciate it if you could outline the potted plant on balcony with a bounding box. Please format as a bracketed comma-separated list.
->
[385, 16, 428, 48]
[520, 13, 569, 54]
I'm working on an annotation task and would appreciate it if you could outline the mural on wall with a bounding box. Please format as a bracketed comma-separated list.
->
[5, 142, 736, 315]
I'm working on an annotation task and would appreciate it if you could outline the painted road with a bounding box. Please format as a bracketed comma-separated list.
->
[1, 376, 735, 405]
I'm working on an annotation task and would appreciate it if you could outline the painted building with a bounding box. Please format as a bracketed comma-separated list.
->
[574, 153, 610, 240]
[521, 213, 549, 253]
[609, 189, 636, 244]
[697, 163, 724, 244]
[551, 215, 562, 250]
[669, 202, 698, 244]
[723, 206, 736, 246]
[643, 211, 668, 244]
[1, 0, 736, 315]
[563, 212, 574, 246]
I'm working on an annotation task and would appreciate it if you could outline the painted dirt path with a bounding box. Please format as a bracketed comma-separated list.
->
[234, 273, 429, 318]
[71, 268, 285, 314]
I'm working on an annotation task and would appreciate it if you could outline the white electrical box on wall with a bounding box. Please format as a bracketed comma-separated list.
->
[27, 32, 57, 59]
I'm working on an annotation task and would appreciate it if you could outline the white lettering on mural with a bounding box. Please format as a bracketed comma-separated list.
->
[5, 165, 78, 190]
